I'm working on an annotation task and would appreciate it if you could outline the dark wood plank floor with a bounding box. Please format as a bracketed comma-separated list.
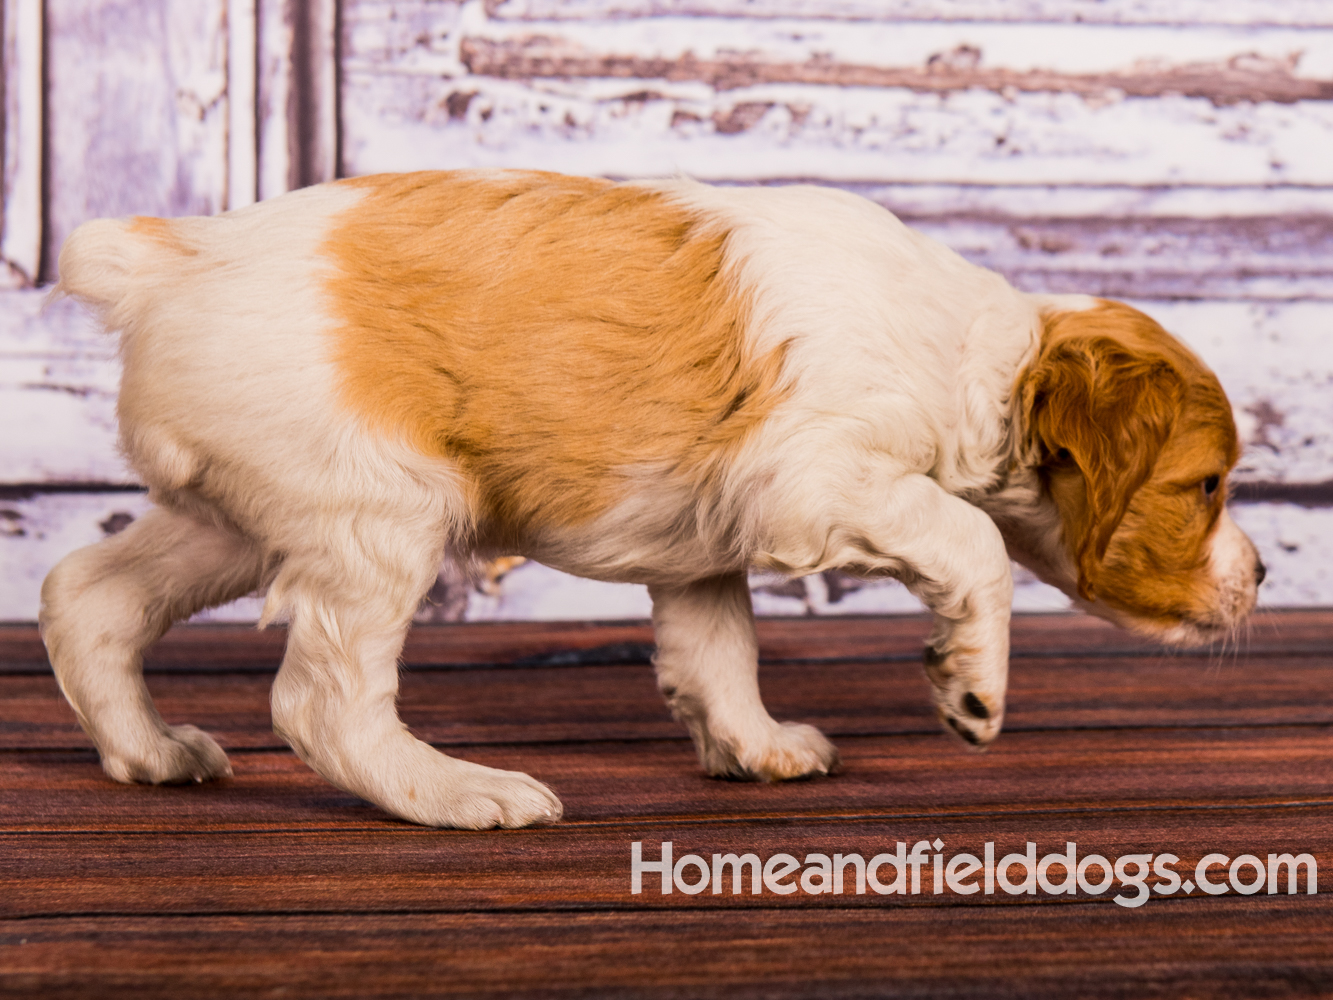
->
[2, 611, 1332, 998]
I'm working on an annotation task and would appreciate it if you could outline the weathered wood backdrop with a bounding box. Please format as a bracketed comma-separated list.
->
[3, 0, 1332, 622]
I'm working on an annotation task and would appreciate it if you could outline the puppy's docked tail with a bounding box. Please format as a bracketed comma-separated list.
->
[53, 217, 177, 330]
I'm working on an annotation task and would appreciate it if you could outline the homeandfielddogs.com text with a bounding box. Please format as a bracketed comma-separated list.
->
[631, 841, 1318, 908]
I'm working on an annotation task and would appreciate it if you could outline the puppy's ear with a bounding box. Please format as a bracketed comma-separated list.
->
[1020, 324, 1183, 600]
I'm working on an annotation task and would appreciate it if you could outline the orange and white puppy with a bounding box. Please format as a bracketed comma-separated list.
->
[41, 171, 1263, 828]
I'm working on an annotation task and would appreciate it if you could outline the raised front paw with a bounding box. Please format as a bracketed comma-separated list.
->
[923, 644, 1005, 749]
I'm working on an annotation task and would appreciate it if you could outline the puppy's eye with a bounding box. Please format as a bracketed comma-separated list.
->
[1202, 475, 1220, 497]
[1055, 447, 1072, 462]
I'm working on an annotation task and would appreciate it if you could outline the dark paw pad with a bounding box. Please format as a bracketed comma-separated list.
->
[963, 692, 990, 720]
[945, 715, 982, 746]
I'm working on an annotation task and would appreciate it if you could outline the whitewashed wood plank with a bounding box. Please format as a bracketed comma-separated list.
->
[847, 184, 1333, 222]
[1, 491, 1326, 621]
[0, 375, 128, 484]
[305, 0, 341, 183]
[0, 290, 111, 360]
[477, 0, 1333, 29]
[44, 0, 230, 281]
[0, 291, 131, 483]
[1133, 300, 1333, 485]
[342, 9, 1333, 187]
[345, 9, 1333, 91]
[228, 0, 260, 210]
[256, 0, 341, 196]
[436, 19, 1333, 89]
[0, 491, 153, 622]
[908, 216, 1333, 301]
[257, 0, 296, 198]
[341, 73, 1333, 187]
[0, 0, 43, 287]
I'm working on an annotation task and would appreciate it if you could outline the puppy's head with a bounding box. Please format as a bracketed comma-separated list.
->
[1018, 300, 1262, 645]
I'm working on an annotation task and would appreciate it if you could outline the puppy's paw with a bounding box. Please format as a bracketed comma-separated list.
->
[924, 644, 1004, 750]
[707, 721, 840, 782]
[397, 759, 564, 830]
[101, 724, 233, 785]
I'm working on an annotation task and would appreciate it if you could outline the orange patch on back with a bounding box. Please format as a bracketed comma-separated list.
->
[323, 171, 785, 534]
[128, 216, 198, 257]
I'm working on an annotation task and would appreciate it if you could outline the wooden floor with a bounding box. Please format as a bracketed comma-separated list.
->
[2, 610, 1332, 998]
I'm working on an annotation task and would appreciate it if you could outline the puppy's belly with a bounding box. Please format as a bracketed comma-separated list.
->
[492, 504, 739, 587]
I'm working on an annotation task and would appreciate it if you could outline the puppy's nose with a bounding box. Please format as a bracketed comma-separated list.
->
[1255, 560, 1267, 586]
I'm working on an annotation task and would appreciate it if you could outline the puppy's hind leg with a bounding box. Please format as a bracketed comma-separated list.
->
[268, 554, 563, 829]
[650, 574, 839, 781]
[40, 505, 266, 784]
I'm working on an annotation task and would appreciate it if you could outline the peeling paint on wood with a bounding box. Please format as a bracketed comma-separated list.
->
[459, 39, 1333, 106]
[341, 8, 1333, 186]
[1136, 300, 1333, 484]
[258, 0, 342, 196]
[1, 0, 43, 287]
[342, 78, 1333, 188]
[907, 215, 1333, 301]
[481, 0, 1333, 29]
[227, 0, 260, 209]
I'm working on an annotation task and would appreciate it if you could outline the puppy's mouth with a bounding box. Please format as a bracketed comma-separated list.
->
[1085, 596, 1248, 650]
[1156, 616, 1233, 649]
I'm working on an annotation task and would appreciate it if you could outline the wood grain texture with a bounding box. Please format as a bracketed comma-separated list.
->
[6, 725, 1333, 832]
[4, 805, 1331, 915]
[3, 615, 1330, 996]
[1, 0, 43, 287]
[5, 647, 1333, 750]
[342, 6, 1333, 187]
[3, 900, 1331, 999]
[483, 1, 1333, 28]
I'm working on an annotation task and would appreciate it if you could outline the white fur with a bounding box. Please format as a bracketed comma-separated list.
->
[41, 174, 1258, 828]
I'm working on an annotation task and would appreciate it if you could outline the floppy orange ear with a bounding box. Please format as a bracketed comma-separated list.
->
[1020, 329, 1183, 600]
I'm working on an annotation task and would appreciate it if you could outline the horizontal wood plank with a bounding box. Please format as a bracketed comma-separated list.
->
[342, 71, 1333, 188]
[4, 899, 1331, 999]
[3, 804, 1329, 916]
[5, 725, 1333, 832]
[343, 8, 1333, 187]
[5, 646, 1333, 751]
[480, 1, 1333, 28]
[911, 215, 1333, 301]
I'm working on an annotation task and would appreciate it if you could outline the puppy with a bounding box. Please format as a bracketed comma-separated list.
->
[41, 171, 1263, 828]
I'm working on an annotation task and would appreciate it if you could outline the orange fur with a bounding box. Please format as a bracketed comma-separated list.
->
[323, 171, 786, 536]
[1020, 300, 1239, 619]
[128, 215, 197, 256]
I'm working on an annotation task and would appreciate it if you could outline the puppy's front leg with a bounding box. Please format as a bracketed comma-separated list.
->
[861, 474, 1014, 747]
[649, 574, 839, 780]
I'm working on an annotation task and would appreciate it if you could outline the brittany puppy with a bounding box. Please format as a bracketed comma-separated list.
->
[41, 171, 1264, 829]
